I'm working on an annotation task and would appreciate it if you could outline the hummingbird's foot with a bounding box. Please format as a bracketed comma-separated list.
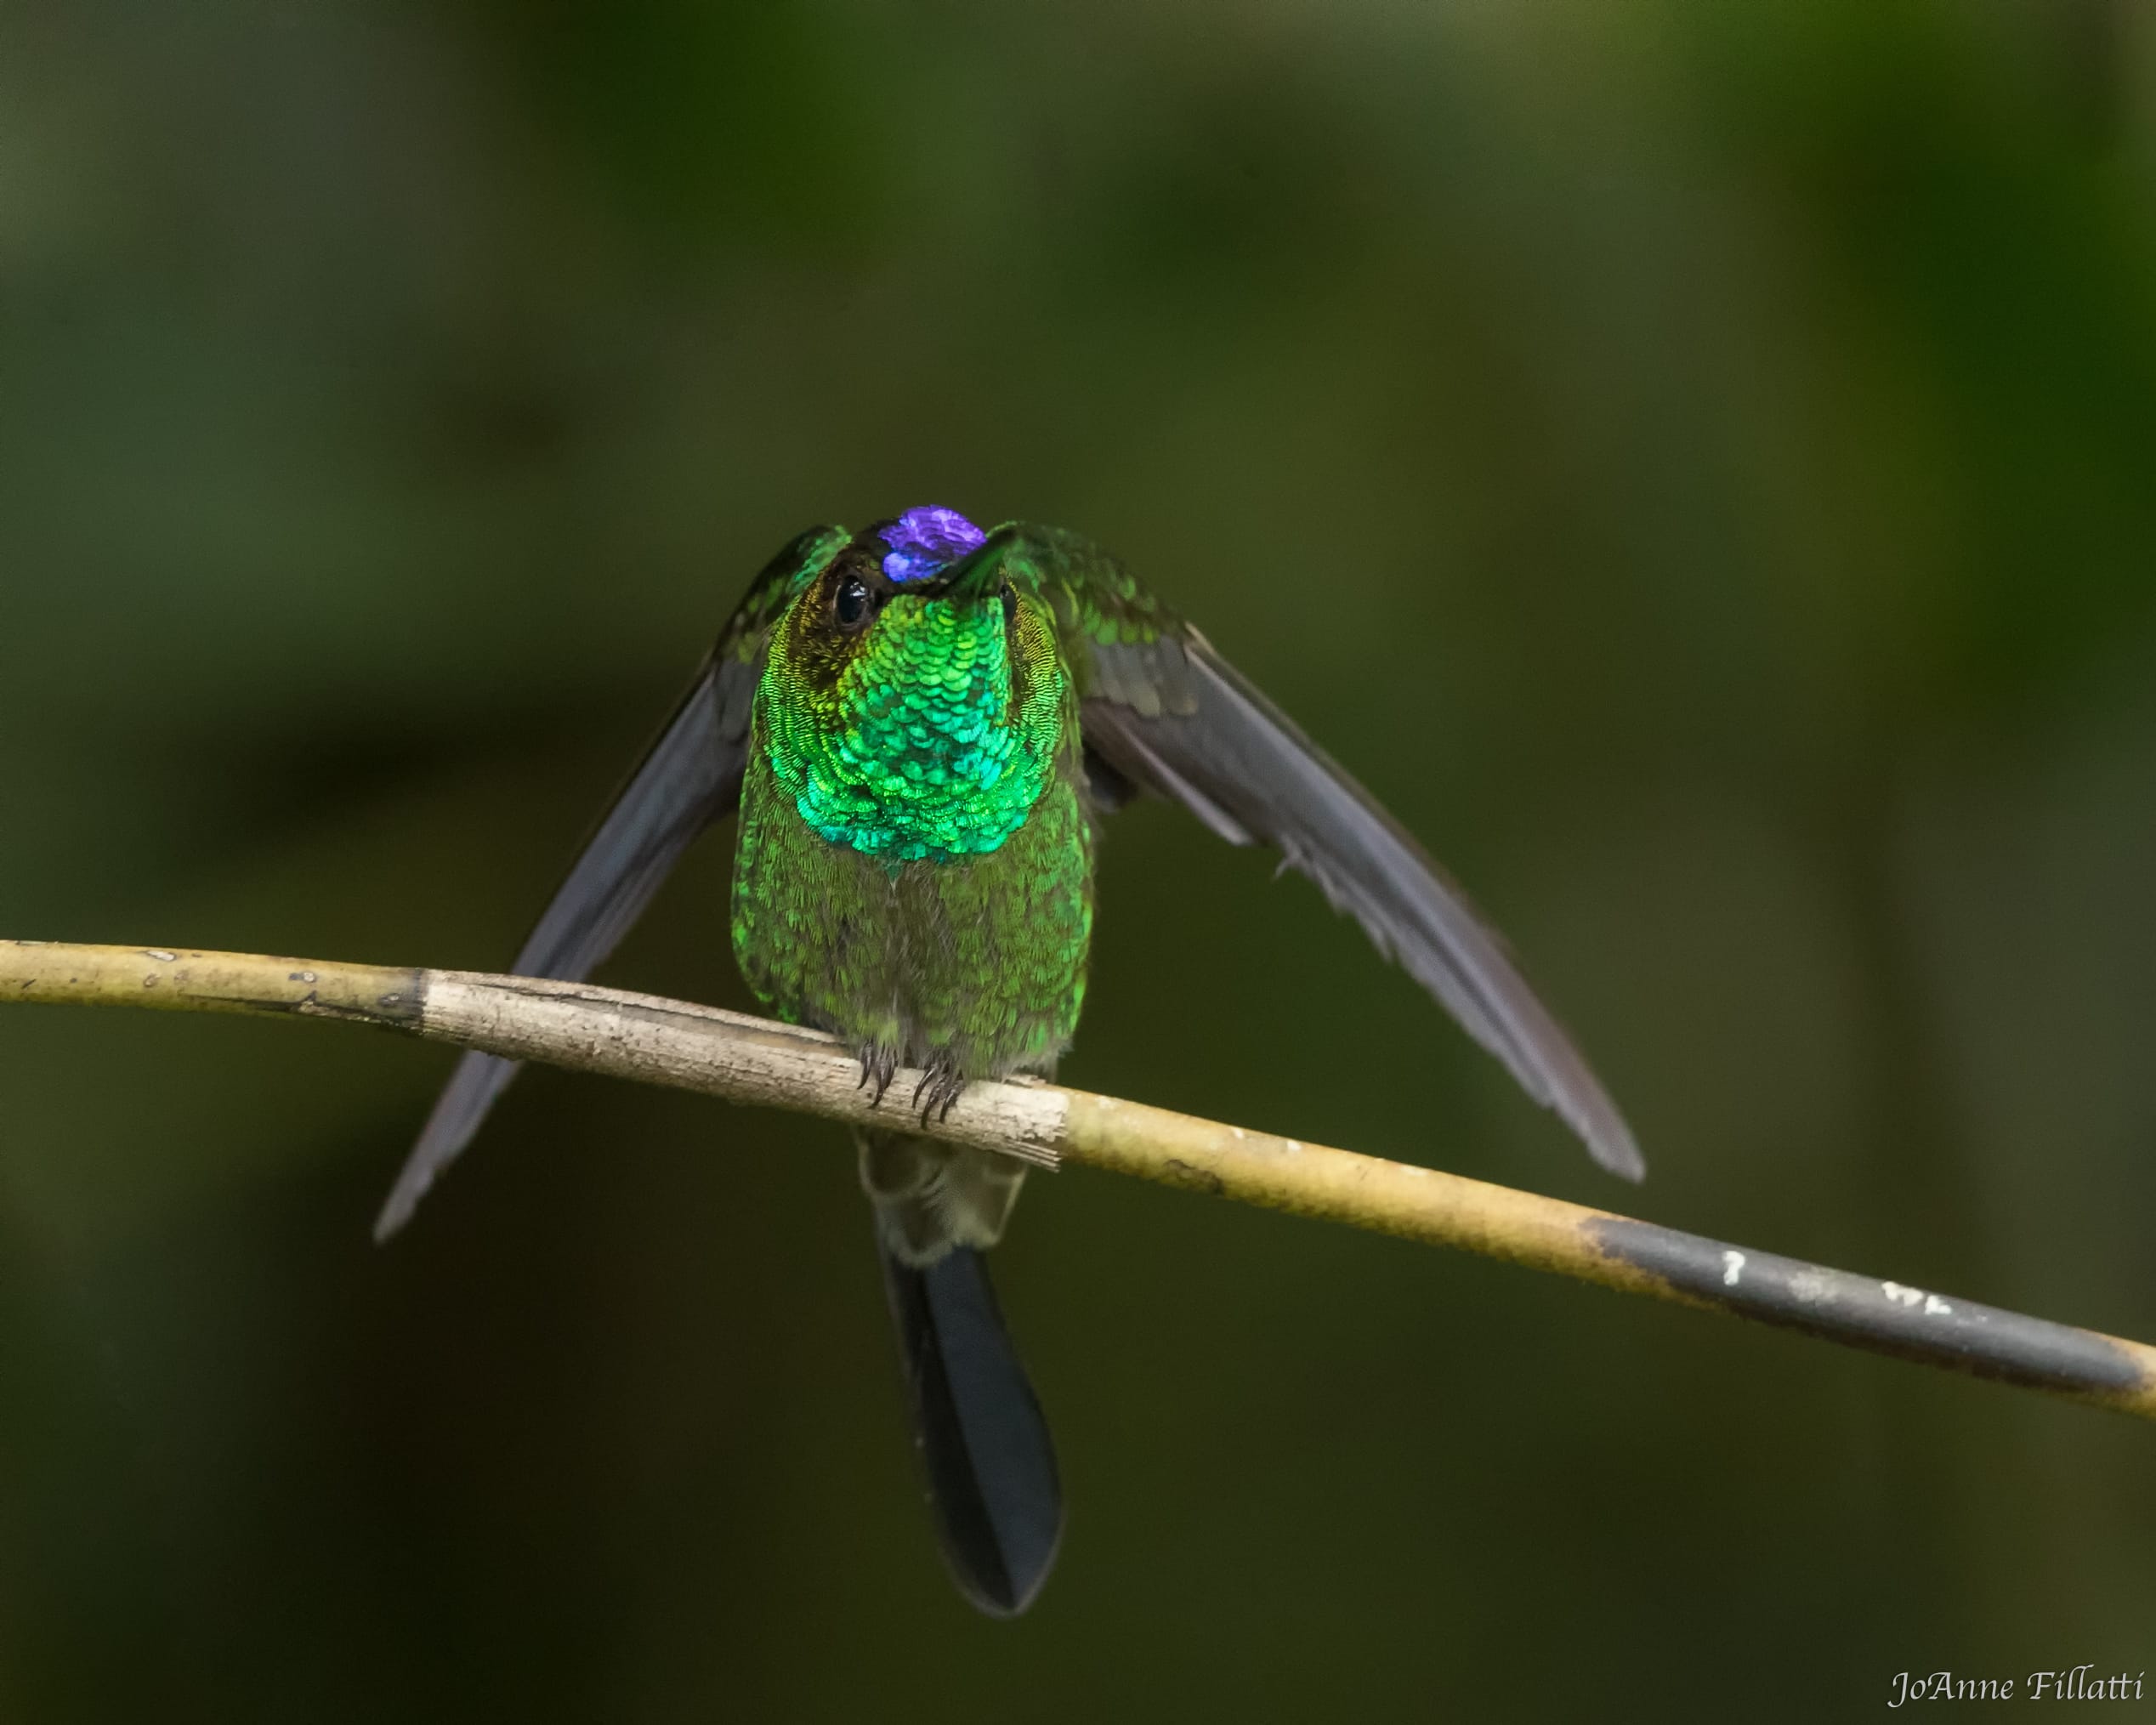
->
[911, 1050, 967, 1125]
[857, 1043, 898, 1107]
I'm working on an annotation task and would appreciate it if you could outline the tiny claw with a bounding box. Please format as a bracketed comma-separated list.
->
[860, 1046, 896, 1107]
[904, 1051, 966, 1126]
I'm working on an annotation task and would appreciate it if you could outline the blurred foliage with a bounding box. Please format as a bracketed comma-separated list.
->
[4, 0, 2156, 1717]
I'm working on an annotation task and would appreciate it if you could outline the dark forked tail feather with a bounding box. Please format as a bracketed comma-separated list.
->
[878, 1244, 1062, 1616]
[865, 1126, 1061, 1616]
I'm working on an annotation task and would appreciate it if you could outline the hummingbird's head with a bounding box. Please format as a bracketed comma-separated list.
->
[758, 507, 1069, 860]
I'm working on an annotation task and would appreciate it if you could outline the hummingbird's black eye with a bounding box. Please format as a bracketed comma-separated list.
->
[834, 576, 872, 630]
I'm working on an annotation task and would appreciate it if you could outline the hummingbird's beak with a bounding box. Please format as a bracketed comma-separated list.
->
[927, 526, 1019, 603]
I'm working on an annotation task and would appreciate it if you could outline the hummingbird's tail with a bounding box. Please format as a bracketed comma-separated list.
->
[874, 1228, 1062, 1616]
[858, 1130, 1028, 1267]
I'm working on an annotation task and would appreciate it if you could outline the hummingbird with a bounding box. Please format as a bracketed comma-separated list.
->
[374, 507, 1641, 1616]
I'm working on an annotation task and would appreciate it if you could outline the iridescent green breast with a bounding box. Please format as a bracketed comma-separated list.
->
[757, 592, 1067, 864]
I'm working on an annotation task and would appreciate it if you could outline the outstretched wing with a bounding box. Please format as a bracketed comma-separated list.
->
[373, 525, 849, 1240]
[987, 522, 1643, 1182]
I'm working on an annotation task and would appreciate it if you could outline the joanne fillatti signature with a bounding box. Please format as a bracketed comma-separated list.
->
[1889, 1668, 2146, 1706]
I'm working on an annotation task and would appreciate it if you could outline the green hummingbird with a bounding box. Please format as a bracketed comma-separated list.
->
[374, 507, 1641, 1615]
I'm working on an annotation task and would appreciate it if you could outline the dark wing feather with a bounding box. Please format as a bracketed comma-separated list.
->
[373, 525, 848, 1240]
[993, 524, 1643, 1182]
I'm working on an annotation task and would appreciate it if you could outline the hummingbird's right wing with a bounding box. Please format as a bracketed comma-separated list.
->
[979, 523, 1643, 1184]
[372, 525, 848, 1240]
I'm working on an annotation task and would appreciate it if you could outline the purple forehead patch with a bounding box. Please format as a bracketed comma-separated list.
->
[877, 506, 986, 585]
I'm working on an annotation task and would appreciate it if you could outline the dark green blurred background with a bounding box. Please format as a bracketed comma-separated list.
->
[6, 0, 2156, 1716]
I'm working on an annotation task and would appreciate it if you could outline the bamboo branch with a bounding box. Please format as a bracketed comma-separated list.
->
[7, 937, 2154, 1425]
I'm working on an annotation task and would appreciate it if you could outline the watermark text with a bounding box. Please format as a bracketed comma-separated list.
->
[1888, 1669, 2146, 1706]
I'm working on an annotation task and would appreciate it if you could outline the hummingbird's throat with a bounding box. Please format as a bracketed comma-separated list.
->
[763, 597, 1049, 862]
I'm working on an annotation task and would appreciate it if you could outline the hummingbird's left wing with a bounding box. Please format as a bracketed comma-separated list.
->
[373, 525, 848, 1239]
[975, 523, 1644, 1183]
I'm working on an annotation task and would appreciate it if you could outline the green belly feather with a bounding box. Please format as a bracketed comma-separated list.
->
[730, 746, 1093, 1078]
